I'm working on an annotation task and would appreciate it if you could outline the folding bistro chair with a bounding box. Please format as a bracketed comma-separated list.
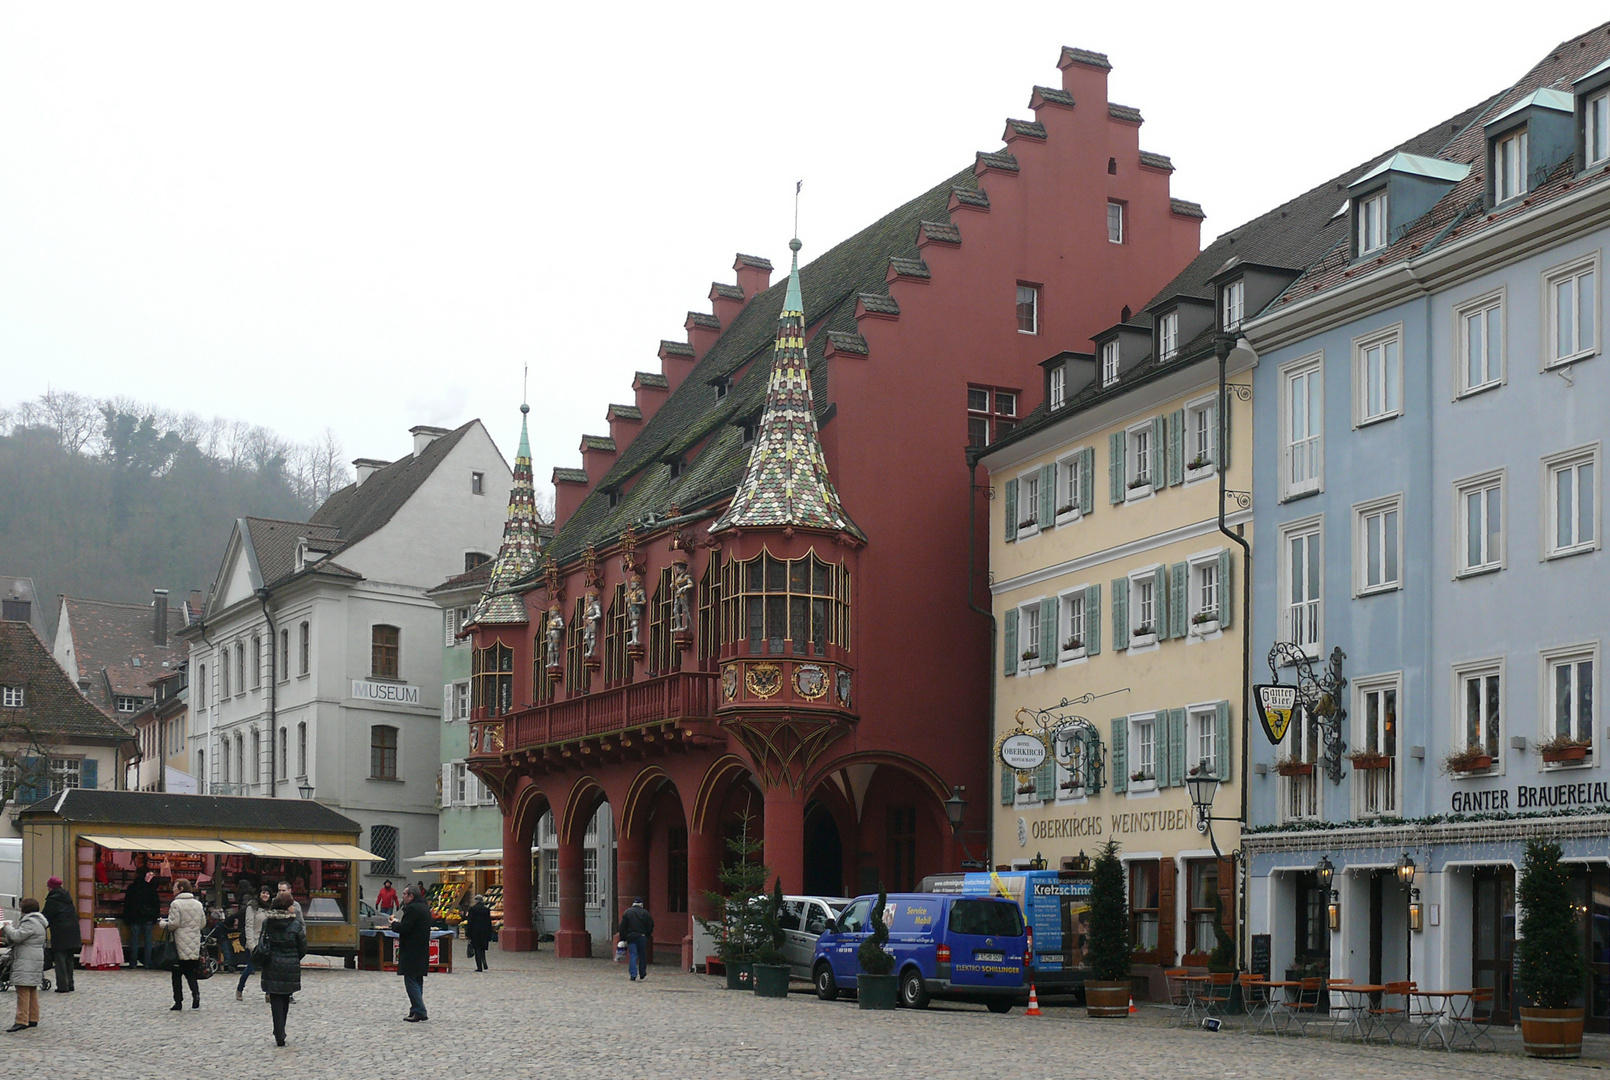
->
[1367, 981, 1415, 1045]
[1286, 977, 1328, 1036]
[1164, 969, 1197, 1027]
[1202, 971, 1236, 1028]
[1239, 973, 1274, 1035]
[1450, 988, 1496, 1052]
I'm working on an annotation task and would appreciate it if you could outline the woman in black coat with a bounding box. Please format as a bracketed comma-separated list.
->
[41, 877, 79, 992]
[257, 894, 306, 1047]
[465, 895, 493, 972]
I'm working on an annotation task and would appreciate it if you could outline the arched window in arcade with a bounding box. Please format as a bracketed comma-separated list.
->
[722, 551, 850, 656]
[697, 554, 722, 666]
[604, 583, 628, 686]
[472, 642, 513, 717]
[564, 598, 586, 693]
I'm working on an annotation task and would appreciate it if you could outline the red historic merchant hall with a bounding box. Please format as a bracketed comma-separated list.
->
[466, 46, 1203, 963]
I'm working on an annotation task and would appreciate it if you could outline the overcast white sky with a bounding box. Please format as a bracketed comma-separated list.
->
[4, 3, 1608, 490]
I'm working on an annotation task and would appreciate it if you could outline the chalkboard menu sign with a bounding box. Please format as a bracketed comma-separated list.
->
[1250, 934, 1272, 979]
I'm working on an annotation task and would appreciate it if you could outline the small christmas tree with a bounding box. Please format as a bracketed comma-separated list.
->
[754, 877, 787, 967]
[1086, 839, 1130, 982]
[695, 812, 770, 966]
[1517, 839, 1588, 1009]
[857, 889, 894, 975]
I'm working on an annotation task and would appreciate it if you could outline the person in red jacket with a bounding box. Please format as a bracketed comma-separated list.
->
[375, 881, 399, 914]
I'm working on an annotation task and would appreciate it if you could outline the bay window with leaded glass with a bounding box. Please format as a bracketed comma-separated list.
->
[721, 550, 850, 657]
[473, 642, 513, 717]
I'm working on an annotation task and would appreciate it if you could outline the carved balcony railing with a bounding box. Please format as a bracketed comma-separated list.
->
[476, 670, 721, 758]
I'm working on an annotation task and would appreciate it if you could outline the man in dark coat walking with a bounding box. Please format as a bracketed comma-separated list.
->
[465, 895, 494, 972]
[392, 884, 431, 1021]
[41, 876, 79, 992]
[617, 897, 654, 982]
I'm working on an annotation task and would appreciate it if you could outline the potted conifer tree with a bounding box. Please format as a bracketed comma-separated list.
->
[696, 812, 768, 990]
[857, 890, 898, 1010]
[1084, 839, 1131, 1017]
[752, 878, 792, 999]
[1517, 839, 1589, 1058]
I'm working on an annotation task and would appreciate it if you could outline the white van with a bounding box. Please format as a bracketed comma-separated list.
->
[0, 837, 21, 924]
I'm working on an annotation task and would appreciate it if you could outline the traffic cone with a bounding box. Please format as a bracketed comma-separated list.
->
[1129, 996, 1137, 1014]
[1025, 984, 1042, 1016]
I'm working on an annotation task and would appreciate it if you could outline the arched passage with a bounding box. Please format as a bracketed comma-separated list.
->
[499, 778, 550, 952]
[803, 800, 844, 897]
[549, 775, 614, 958]
[807, 752, 957, 896]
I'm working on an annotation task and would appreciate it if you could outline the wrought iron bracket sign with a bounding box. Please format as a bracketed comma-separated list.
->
[1267, 643, 1348, 785]
[1000, 690, 1127, 797]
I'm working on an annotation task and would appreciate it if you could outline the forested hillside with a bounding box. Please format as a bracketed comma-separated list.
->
[0, 391, 352, 634]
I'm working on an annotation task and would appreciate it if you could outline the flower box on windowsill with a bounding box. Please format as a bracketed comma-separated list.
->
[1442, 746, 1495, 775]
[1275, 760, 1314, 777]
[1021, 650, 1040, 662]
[1540, 739, 1591, 765]
[1018, 518, 1041, 530]
[1125, 479, 1153, 500]
[1347, 750, 1392, 771]
[1130, 771, 1155, 784]
[1190, 616, 1220, 636]
[1187, 454, 1213, 473]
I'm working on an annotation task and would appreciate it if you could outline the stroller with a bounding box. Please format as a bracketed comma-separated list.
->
[0, 938, 52, 993]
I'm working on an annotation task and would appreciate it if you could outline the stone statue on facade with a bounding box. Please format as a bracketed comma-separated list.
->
[545, 605, 564, 662]
[625, 578, 646, 645]
[583, 593, 602, 657]
[670, 563, 694, 633]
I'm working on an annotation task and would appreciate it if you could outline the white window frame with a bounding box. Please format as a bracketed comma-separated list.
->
[1280, 352, 1324, 500]
[1454, 469, 1505, 577]
[1356, 189, 1387, 255]
[1495, 128, 1528, 203]
[1049, 364, 1066, 409]
[1451, 657, 1504, 774]
[1184, 393, 1217, 481]
[1016, 284, 1039, 335]
[1188, 702, 1218, 778]
[1158, 310, 1179, 361]
[1125, 420, 1154, 499]
[1454, 289, 1506, 397]
[1128, 712, 1158, 792]
[1222, 279, 1244, 331]
[1543, 443, 1600, 559]
[1543, 253, 1599, 368]
[1057, 584, 1089, 662]
[1352, 671, 1402, 818]
[1540, 642, 1598, 761]
[1018, 599, 1043, 673]
[1279, 515, 1324, 659]
[1588, 89, 1610, 168]
[1107, 200, 1125, 244]
[1187, 549, 1223, 634]
[453, 680, 471, 721]
[1353, 493, 1404, 596]
[1054, 450, 1084, 525]
[1015, 468, 1042, 540]
[1101, 340, 1120, 387]
[48, 757, 81, 793]
[1127, 566, 1159, 647]
[1352, 323, 1403, 426]
[1281, 706, 1323, 823]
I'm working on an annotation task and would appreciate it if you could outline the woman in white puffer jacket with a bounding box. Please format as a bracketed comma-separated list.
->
[4, 898, 49, 1032]
[159, 879, 206, 1011]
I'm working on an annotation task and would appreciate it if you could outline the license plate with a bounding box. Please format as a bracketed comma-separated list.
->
[1038, 954, 1065, 964]
[974, 950, 1004, 962]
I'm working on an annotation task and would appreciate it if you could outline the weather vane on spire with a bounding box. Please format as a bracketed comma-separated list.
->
[522, 363, 529, 414]
[794, 179, 802, 241]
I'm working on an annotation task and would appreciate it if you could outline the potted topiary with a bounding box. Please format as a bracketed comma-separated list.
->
[1084, 839, 1131, 1017]
[752, 878, 792, 999]
[696, 812, 768, 990]
[857, 890, 898, 1010]
[1517, 839, 1589, 1058]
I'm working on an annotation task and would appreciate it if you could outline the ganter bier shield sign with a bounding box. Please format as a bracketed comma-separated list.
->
[999, 733, 1048, 771]
[1254, 684, 1298, 745]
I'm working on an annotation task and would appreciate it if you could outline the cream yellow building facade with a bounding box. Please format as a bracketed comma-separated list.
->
[980, 342, 1252, 988]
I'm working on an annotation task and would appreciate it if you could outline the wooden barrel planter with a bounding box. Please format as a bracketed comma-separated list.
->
[1085, 980, 1130, 1018]
[1520, 1007, 1584, 1058]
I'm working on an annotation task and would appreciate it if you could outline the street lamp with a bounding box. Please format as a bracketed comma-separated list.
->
[1184, 769, 1240, 860]
[944, 785, 980, 868]
[298, 781, 314, 801]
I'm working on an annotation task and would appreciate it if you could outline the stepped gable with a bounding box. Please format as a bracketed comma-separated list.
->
[711, 238, 859, 537]
[469, 404, 542, 628]
[310, 420, 475, 547]
[536, 164, 975, 569]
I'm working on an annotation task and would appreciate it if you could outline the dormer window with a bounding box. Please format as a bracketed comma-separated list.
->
[1222, 279, 1245, 331]
[607, 490, 621, 508]
[1157, 311, 1178, 361]
[668, 458, 686, 479]
[741, 422, 757, 447]
[713, 376, 731, 401]
[1588, 89, 1609, 167]
[1495, 129, 1528, 202]
[1049, 364, 1066, 409]
[1356, 190, 1388, 255]
[1101, 341, 1120, 387]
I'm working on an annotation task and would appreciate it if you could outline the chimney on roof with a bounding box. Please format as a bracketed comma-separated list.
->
[409, 425, 451, 457]
[187, 590, 204, 621]
[352, 458, 390, 485]
[153, 589, 169, 647]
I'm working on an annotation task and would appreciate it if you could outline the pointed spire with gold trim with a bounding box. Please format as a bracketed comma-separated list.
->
[468, 402, 542, 626]
[712, 236, 858, 537]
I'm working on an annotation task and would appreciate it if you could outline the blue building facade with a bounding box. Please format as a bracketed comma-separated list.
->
[1238, 40, 1610, 1027]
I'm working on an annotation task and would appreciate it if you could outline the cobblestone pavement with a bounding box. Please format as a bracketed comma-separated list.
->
[2, 950, 1602, 1079]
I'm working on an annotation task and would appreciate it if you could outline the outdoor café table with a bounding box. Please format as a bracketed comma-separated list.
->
[1177, 975, 1211, 1026]
[1329, 983, 1388, 1041]
[1412, 990, 1476, 1051]
[1247, 980, 1298, 1035]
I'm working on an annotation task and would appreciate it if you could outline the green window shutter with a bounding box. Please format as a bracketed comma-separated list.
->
[1040, 596, 1059, 668]
[1079, 448, 1095, 516]
[1168, 408, 1185, 486]
[1156, 712, 1172, 789]
[1036, 757, 1055, 803]
[15, 756, 40, 806]
[80, 758, 98, 791]
[1170, 708, 1188, 786]
[1001, 763, 1015, 806]
[1216, 700, 1233, 780]
[1003, 608, 1019, 677]
[1110, 718, 1128, 793]
[1151, 415, 1167, 486]
[1218, 548, 1234, 629]
[1039, 463, 1056, 528]
[1003, 478, 1018, 542]
[1111, 577, 1129, 650]
[1170, 561, 1188, 639]
[1108, 432, 1125, 504]
[1085, 583, 1102, 656]
[1219, 391, 1232, 471]
[1153, 564, 1169, 640]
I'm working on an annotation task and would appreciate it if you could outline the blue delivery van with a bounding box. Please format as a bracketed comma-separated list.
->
[810, 892, 1029, 1012]
[921, 869, 1093, 998]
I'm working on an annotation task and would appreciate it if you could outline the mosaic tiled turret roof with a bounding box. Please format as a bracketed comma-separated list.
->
[711, 238, 860, 538]
[469, 404, 541, 626]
